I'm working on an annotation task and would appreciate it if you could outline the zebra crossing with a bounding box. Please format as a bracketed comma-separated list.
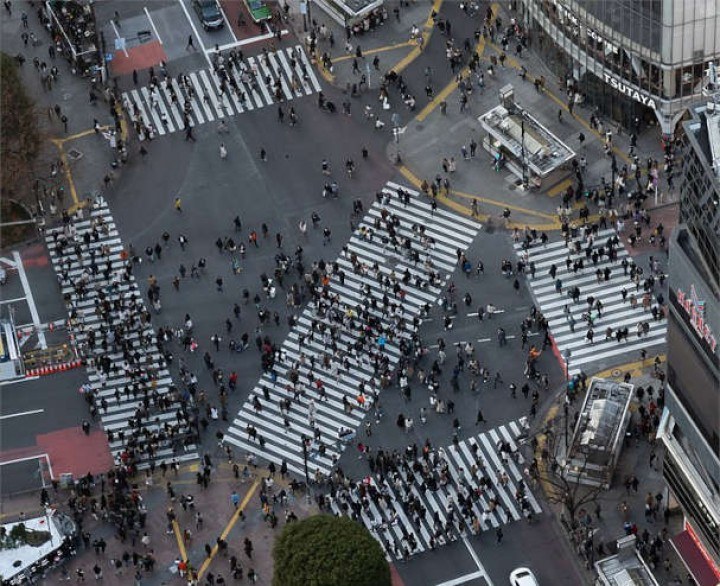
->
[515, 228, 667, 376]
[121, 45, 321, 138]
[44, 198, 198, 468]
[223, 182, 481, 478]
[328, 419, 541, 559]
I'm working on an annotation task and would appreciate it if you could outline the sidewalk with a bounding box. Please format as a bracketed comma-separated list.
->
[1, 460, 318, 585]
[532, 367, 688, 585]
[283, 0, 439, 88]
[0, 1, 120, 215]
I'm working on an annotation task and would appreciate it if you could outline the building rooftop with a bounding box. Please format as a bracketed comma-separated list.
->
[478, 103, 575, 177]
[565, 378, 634, 487]
[595, 548, 660, 586]
[685, 102, 720, 182]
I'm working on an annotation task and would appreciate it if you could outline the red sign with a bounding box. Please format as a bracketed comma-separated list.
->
[677, 285, 717, 353]
[685, 521, 720, 579]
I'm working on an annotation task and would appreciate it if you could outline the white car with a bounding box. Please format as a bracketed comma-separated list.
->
[510, 567, 539, 586]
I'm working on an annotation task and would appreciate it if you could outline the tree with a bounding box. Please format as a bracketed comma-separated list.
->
[273, 515, 390, 586]
[531, 405, 605, 527]
[0, 52, 42, 207]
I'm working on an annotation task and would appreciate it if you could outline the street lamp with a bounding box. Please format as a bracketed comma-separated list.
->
[521, 118, 528, 189]
[563, 349, 572, 455]
[300, 1, 308, 32]
[301, 434, 310, 487]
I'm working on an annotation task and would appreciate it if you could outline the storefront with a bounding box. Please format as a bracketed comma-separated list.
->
[519, 0, 720, 135]
[311, 0, 385, 29]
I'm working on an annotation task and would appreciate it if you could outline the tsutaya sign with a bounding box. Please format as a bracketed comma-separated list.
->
[677, 285, 717, 353]
[603, 73, 657, 110]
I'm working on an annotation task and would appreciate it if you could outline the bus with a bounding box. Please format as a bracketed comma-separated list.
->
[244, 0, 272, 23]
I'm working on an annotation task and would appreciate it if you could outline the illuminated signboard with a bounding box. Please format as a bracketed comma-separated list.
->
[676, 285, 717, 353]
[603, 73, 658, 109]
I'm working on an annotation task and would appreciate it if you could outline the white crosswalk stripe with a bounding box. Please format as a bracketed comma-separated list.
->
[122, 45, 321, 138]
[44, 198, 199, 469]
[327, 419, 541, 559]
[514, 228, 667, 376]
[223, 182, 481, 479]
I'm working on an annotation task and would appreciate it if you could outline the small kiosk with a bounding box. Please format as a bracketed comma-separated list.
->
[478, 85, 576, 191]
[311, 0, 386, 29]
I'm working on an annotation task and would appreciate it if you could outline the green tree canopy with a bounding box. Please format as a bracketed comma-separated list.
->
[0, 52, 41, 203]
[273, 515, 391, 586]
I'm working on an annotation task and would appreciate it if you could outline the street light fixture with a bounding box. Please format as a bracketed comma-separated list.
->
[521, 118, 529, 189]
[301, 434, 310, 487]
[563, 349, 572, 455]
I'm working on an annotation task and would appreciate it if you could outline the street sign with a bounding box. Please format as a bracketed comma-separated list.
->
[105, 53, 113, 62]
[300, 1, 307, 15]
[114, 37, 126, 51]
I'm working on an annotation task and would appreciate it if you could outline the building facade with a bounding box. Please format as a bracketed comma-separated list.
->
[656, 103, 720, 586]
[518, 0, 720, 135]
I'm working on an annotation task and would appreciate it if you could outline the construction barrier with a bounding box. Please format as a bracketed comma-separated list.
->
[25, 359, 83, 378]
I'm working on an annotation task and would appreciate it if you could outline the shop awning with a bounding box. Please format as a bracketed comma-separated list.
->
[670, 530, 720, 586]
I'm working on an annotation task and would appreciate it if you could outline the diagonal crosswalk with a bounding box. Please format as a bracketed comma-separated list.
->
[514, 228, 667, 376]
[223, 182, 481, 479]
[44, 198, 199, 469]
[122, 45, 321, 138]
[327, 419, 541, 560]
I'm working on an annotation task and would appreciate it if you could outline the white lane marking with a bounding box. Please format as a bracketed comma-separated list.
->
[176, 0, 212, 67]
[0, 409, 45, 420]
[144, 6, 163, 44]
[12, 251, 46, 349]
[462, 535, 494, 585]
[111, 20, 128, 57]
[435, 570, 485, 586]
[216, 0, 237, 43]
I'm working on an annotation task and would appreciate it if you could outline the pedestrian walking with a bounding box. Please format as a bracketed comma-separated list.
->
[496, 527, 503, 544]
[260, 148, 267, 162]
[219, 143, 227, 159]
[174, 197, 182, 212]
[186, 35, 195, 50]
[243, 537, 253, 558]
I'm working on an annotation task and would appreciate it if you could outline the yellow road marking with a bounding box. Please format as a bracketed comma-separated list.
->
[318, 64, 334, 83]
[450, 188, 557, 219]
[485, 42, 633, 166]
[389, 0, 444, 75]
[196, 478, 261, 579]
[415, 40, 485, 122]
[590, 354, 666, 379]
[49, 139, 79, 207]
[172, 519, 189, 563]
[546, 178, 573, 198]
[54, 127, 109, 144]
[398, 164, 562, 231]
[332, 41, 413, 64]
[533, 354, 666, 499]
[414, 2, 499, 121]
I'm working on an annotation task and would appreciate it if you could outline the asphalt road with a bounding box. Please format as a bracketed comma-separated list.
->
[2, 0, 588, 581]
[99, 15, 578, 584]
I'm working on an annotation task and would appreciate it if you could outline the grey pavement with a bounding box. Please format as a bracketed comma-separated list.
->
[0, 1, 120, 213]
[538, 370, 688, 586]
[0, 1, 681, 585]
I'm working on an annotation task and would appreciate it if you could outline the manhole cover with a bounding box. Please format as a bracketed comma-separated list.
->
[63, 92, 72, 101]
[611, 369, 622, 377]
[67, 149, 83, 161]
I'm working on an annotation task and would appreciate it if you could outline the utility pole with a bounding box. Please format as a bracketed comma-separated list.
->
[301, 434, 310, 487]
[521, 118, 528, 189]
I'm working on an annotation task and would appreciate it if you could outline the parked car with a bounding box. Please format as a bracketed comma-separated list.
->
[192, 0, 224, 30]
[510, 568, 539, 586]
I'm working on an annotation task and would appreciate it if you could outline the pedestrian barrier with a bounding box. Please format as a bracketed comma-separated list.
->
[25, 358, 83, 377]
